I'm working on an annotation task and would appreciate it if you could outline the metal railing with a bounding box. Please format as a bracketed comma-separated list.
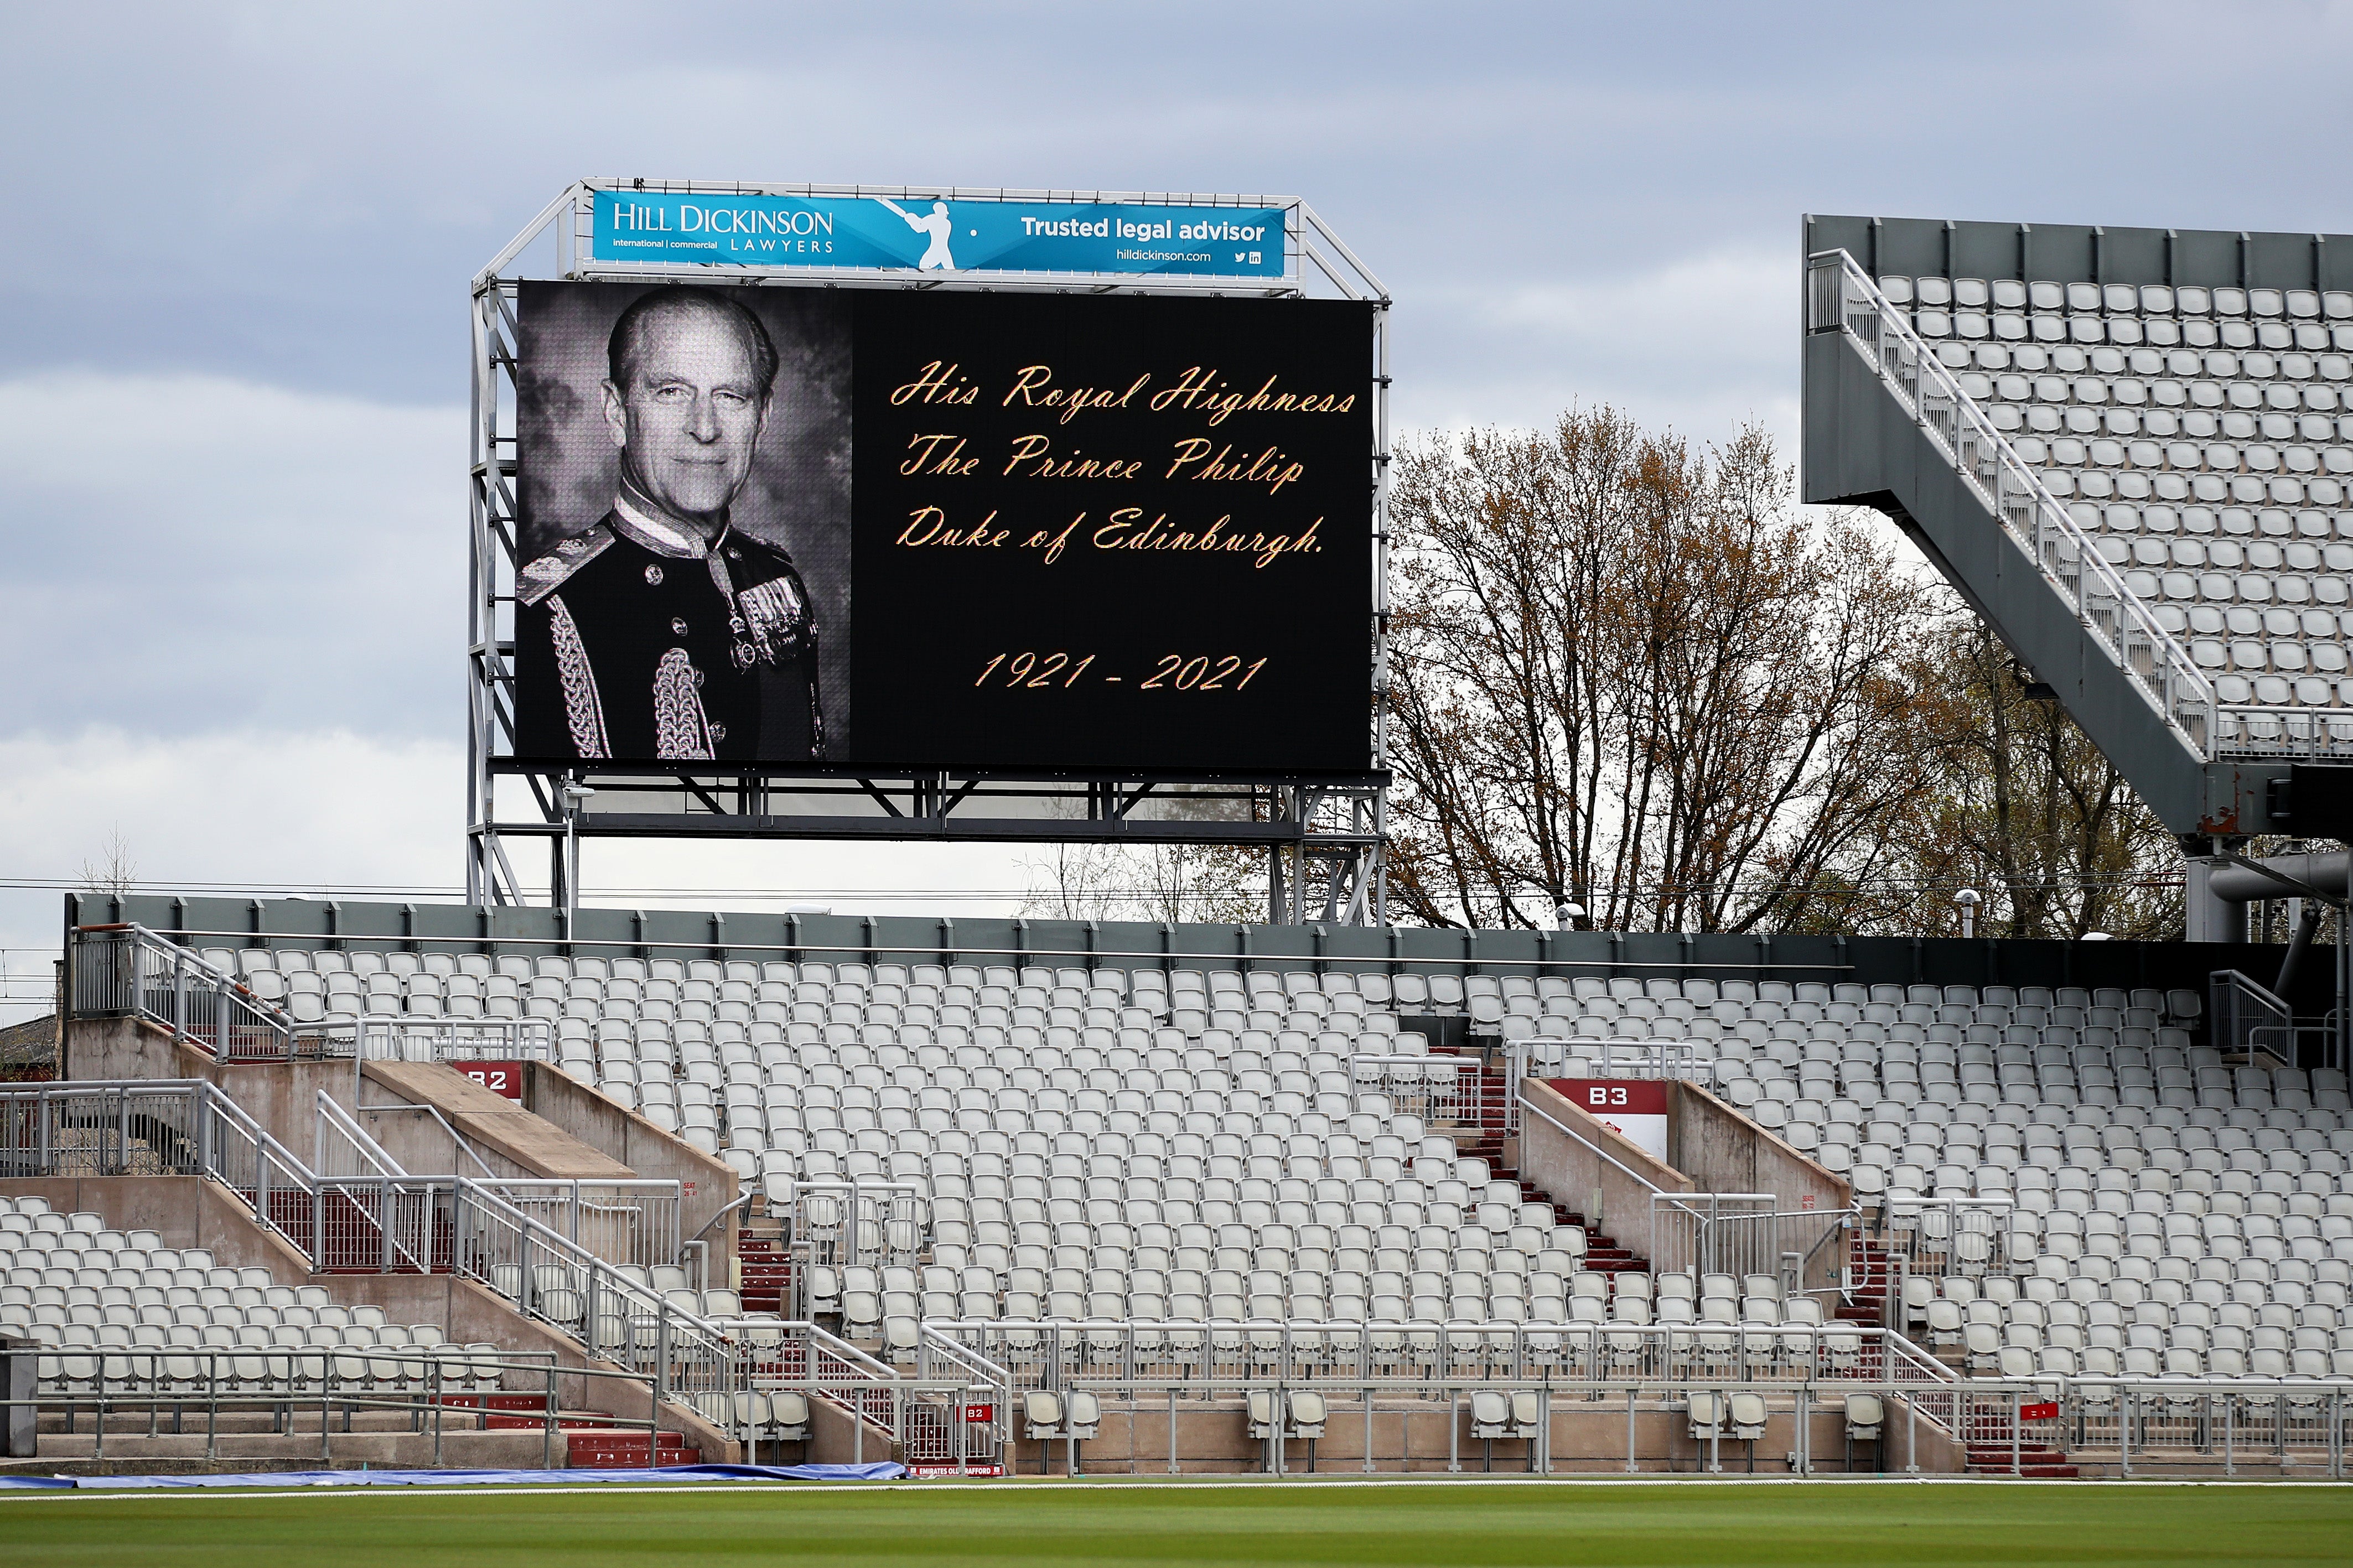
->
[1348, 1055, 1483, 1128]
[2208, 970, 2303, 1068]
[69, 925, 298, 1059]
[1, 1345, 624, 1468]
[312, 1090, 682, 1270]
[1880, 1197, 2021, 1282]
[1649, 1194, 1854, 1297]
[2059, 1377, 2353, 1476]
[789, 1180, 929, 1293]
[914, 1321, 1017, 1466]
[723, 1318, 1002, 1466]
[318, 1014, 557, 1065]
[1515, 1082, 1674, 1204]
[1517, 1037, 1715, 1093]
[0, 1079, 211, 1179]
[1808, 250, 2216, 759]
[2207, 707, 2353, 760]
[922, 1316, 1924, 1395]
[67, 927, 558, 1067]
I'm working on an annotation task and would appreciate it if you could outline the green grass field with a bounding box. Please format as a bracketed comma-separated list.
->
[2, 1479, 2349, 1566]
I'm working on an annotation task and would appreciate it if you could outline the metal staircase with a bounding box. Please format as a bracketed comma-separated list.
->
[1803, 248, 2278, 839]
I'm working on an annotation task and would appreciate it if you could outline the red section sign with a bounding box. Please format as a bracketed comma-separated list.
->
[1548, 1078, 1670, 1117]
[459, 1062, 525, 1099]
[962, 1403, 994, 1424]
[2019, 1401, 2060, 1422]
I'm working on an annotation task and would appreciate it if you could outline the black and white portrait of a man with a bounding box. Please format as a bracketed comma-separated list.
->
[514, 282, 851, 764]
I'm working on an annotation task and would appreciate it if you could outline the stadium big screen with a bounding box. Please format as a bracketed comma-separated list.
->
[512, 283, 1374, 775]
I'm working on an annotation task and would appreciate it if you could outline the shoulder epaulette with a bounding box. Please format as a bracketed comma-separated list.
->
[518, 524, 617, 608]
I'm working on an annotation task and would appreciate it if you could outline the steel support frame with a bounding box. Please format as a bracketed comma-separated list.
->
[465, 180, 1392, 922]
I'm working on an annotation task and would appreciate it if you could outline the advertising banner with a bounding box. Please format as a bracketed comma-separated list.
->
[510, 281, 1373, 775]
[590, 190, 1288, 280]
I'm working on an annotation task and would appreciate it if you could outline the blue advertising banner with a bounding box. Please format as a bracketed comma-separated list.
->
[590, 190, 1287, 279]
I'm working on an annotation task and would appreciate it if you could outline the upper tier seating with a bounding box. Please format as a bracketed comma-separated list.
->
[1876, 276, 2353, 740]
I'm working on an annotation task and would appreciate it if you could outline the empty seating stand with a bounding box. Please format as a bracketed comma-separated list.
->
[186, 946, 2353, 1397]
[200, 952, 1634, 1346]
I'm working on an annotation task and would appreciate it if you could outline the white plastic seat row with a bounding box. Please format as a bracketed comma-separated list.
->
[1880, 278, 2352, 321]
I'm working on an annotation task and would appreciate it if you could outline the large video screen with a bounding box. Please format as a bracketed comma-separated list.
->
[512, 283, 1374, 775]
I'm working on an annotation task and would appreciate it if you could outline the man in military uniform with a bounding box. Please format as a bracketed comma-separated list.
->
[518, 286, 823, 761]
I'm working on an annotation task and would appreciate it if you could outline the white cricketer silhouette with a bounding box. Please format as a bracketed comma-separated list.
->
[875, 196, 956, 271]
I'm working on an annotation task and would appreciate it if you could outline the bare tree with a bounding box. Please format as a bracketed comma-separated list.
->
[1385, 408, 1950, 932]
[79, 829, 138, 901]
[1018, 788, 1263, 925]
[1018, 840, 1261, 925]
[1884, 618, 2184, 939]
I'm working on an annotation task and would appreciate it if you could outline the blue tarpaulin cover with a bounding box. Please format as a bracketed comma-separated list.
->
[0, 1462, 906, 1491]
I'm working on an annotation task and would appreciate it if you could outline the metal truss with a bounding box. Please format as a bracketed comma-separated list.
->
[467, 181, 1392, 923]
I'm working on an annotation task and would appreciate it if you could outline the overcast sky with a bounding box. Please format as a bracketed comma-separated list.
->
[3, 1, 2350, 1017]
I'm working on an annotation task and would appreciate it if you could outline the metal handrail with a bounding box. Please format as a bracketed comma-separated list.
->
[2209, 969, 2299, 1068]
[1808, 250, 2215, 757]
[69, 924, 298, 1057]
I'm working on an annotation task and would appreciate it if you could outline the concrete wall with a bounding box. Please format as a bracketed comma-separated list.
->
[802, 1393, 894, 1466]
[215, 1060, 359, 1159]
[1666, 1082, 1852, 1213]
[62, 1016, 212, 1085]
[1516, 1078, 1692, 1248]
[0, 1175, 312, 1276]
[360, 1062, 631, 1181]
[351, 1076, 534, 1181]
[1665, 1082, 1854, 1294]
[522, 1063, 738, 1276]
[54, 1018, 727, 1269]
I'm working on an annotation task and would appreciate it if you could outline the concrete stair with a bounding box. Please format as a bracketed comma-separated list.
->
[1434, 1042, 1653, 1279]
[1965, 1442, 2079, 1479]
[738, 1221, 791, 1313]
[1839, 1236, 1895, 1325]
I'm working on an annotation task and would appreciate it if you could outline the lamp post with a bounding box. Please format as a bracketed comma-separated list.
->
[1954, 888, 1981, 939]
[559, 781, 596, 923]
